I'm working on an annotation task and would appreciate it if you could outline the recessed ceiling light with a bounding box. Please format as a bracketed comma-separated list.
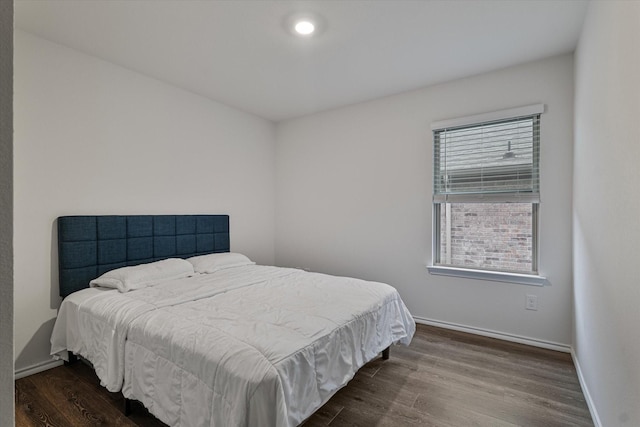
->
[285, 13, 324, 38]
[294, 20, 315, 36]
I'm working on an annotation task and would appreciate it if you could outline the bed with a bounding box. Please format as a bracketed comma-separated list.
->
[50, 215, 415, 426]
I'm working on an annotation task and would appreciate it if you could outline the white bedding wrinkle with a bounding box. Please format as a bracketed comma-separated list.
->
[51, 265, 415, 426]
[52, 266, 299, 391]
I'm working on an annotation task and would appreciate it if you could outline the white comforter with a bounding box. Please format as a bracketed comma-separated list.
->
[51, 265, 415, 426]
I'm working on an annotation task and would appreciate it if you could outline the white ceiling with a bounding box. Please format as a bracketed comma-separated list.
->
[14, 0, 589, 122]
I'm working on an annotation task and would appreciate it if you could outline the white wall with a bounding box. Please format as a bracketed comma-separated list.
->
[276, 55, 574, 347]
[573, 2, 640, 426]
[0, 2, 14, 425]
[13, 31, 276, 372]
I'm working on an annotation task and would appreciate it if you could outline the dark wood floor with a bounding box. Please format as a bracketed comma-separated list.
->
[15, 324, 593, 426]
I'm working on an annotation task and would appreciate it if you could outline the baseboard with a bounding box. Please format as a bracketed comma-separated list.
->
[571, 349, 602, 427]
[15, 359, 63, 380]
[413, 316, 571, 353]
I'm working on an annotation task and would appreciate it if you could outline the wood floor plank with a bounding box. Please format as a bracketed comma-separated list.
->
[408, 333, 582, 392]
[303, 401, 344, 426]
[503, 389, 594, 426]
[15, 376, 76, 427]
[327, 395, 435, 426]
[14, 403, 37, 427]
[410, 393, 519, 427]
[373, 359, 508, 401]
[16, 324, 593, 427]
[348, 370, 421, 408]
[29, 367, 137, 427]
[417, 350, 588, 407]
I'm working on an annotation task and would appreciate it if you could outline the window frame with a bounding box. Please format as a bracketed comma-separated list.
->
[428, 104, 547, 286]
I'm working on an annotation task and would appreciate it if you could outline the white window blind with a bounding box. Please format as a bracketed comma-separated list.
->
[433, 113, 540, 203]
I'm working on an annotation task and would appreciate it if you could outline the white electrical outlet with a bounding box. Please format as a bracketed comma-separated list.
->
[525, 294, 538, 311]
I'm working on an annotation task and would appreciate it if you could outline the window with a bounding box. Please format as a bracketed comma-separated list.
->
[430, 105, 545, 284]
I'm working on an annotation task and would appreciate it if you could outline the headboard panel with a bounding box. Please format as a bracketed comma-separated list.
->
[58, 215, 230, 298]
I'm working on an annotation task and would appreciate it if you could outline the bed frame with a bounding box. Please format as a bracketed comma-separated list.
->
[56, 213, 389, 419]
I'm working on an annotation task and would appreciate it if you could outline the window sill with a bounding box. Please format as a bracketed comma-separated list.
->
[427, 265, 548, 286]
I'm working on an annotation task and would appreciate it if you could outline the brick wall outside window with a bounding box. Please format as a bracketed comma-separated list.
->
[440, 203, 533, 273]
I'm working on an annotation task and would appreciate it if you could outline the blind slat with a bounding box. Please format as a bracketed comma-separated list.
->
[433, 115, 540, 202]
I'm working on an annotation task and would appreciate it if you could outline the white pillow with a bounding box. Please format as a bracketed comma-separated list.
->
[89, 258, 195, 293]
[187, 252, 254, 274]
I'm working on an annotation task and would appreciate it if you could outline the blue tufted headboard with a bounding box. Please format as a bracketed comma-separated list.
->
[57, 215, 230, 298]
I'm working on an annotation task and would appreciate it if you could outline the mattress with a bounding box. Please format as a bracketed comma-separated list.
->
[51, 265, 415, 426]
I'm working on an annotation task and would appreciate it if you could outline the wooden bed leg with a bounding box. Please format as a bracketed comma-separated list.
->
[64, 352, 78, 366]
[124, 398, 132, 416]
[382, 346, 390, 360]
